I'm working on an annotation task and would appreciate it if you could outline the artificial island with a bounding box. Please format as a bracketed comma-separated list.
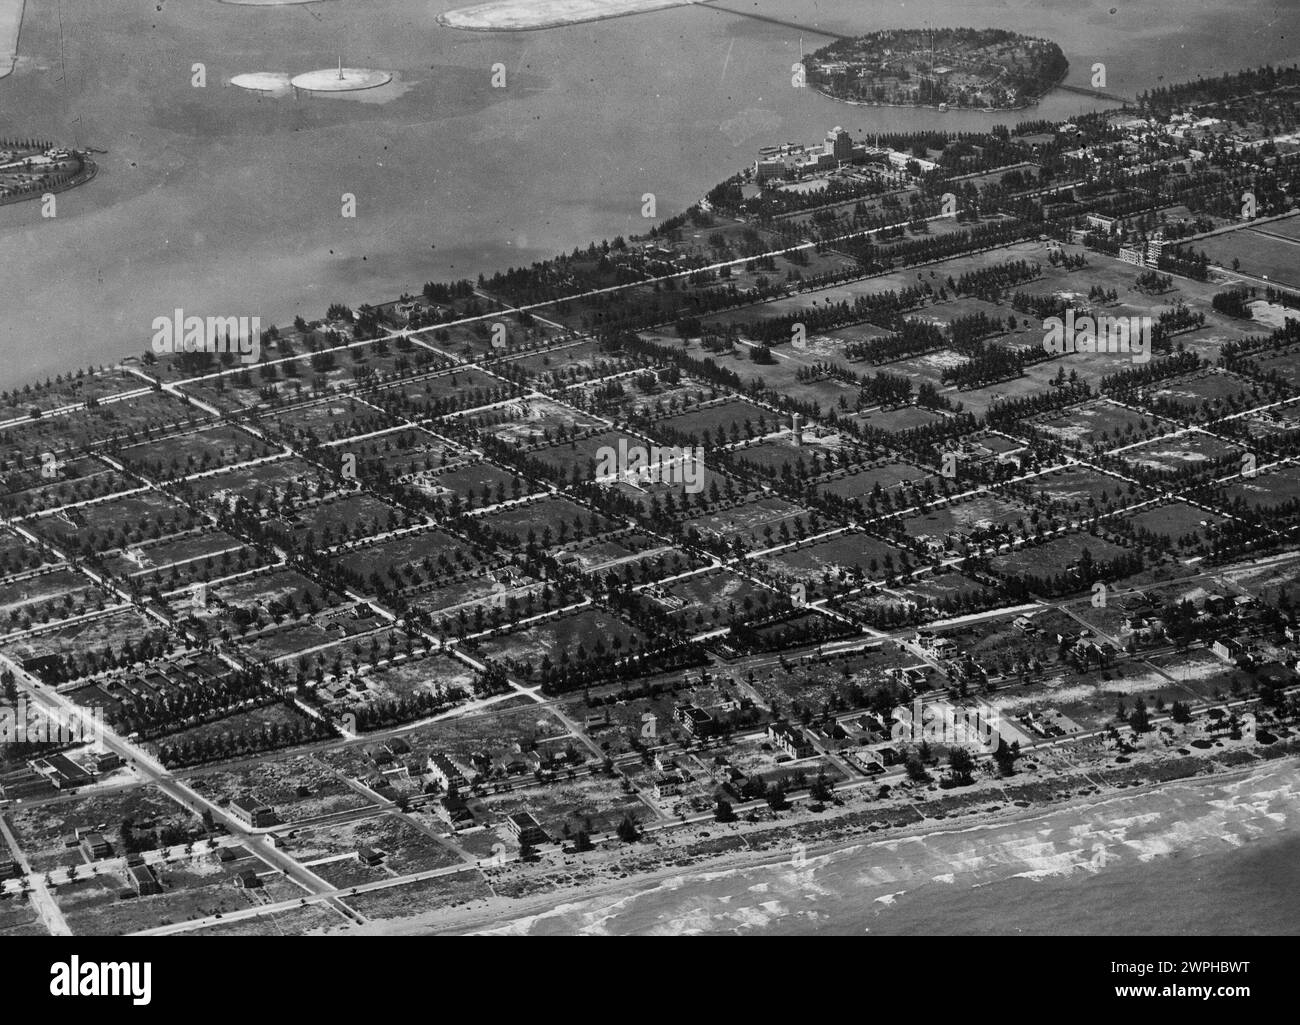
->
[804, 28, 1069, 111]
[0, 138, 95, 209]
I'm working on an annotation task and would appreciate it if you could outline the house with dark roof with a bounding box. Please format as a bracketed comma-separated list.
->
[435, 790, 474, 829]
[766, 722, 813, 760]
[506, 812, 548, 847]
[79, 832, 111, 861]
[653, 773, 683, 801]
[128, 863, 161, 896]
[92, 751, 122, 774]
[31, 753, 94, 791]
[426, 753, 472, 790]
[673, 703, 715, 738]
[1212, 636, 1248, 663]
[228, 796, 276, 828]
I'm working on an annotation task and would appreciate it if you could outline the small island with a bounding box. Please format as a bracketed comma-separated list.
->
[804, 27, 1068, 111]
[0, 138, 96, 208]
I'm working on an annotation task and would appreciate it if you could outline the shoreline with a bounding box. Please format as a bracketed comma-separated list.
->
[321, 748, 1299, 936]
[0, 0, 25, 80]
[0, 157, 97, 209]
[809, 68, 1072, 114]
[809, 88, 1040, 114]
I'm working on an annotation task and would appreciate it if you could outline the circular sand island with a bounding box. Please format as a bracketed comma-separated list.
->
[230, 72, 294, 96]
[290, 67, 392, 92]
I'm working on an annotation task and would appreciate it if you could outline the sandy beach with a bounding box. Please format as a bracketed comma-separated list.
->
[313, 750, 1300, 936]
[0, 0, 23, 79]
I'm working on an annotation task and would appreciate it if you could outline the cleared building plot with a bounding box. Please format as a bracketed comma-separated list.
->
[1187, 229, 1300, 289]
[404, 459, 535, 509]
[0, 566, 101, 628]
[989, 533, 1137, 593]
[759, 530, 916, 587]
[100, 528, 266, 587]
[180, 456, 339, 513]
[814, 460, 938, 504]
[554, 531, 703, 584]
[261, 396, 397, 444]
[1012, 464, 1148, 514]
[316, 651, 481, 722]
[464, 395, 606, 447]
[683, 494, 814, 545]
[383, 367, 506, 417]
[266, 492, 417, 551]
[1030, 399, 1178, 450]
[649, 397, 777, 444]
[1118, 430, 1244, 478]
[116, 423, 277, 480]
[474, 495, 612, 547]
[850, 404, 952, 434]
[649, 568, 776, 626]
[474, 607, 647, 673]
[329, 527, 489, 596]
[1219, 463, 1300, 517]
[30, 490, 202, 556]
[729, 432, 865, 480]
[0, 390, 198, 462]
[1118, 501, 1226, 550]
[527, 429, 646, 484]
[1140, 370, 1272, 420]
[896, 493, 1038, 544]
[0, 455, 134, 517]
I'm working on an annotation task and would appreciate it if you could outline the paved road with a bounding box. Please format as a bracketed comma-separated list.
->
[1, 653, 364, 928]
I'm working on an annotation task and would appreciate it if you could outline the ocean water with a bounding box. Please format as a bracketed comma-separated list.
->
[471, 760, 1300, 935]
[0, 0, 1296, 385]
[856, 830, 1300, 935]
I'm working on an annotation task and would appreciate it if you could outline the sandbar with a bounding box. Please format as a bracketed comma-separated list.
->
[439, 0, 700, 32]
[231, 71, 295, 96]
[0, 0, 24, 80]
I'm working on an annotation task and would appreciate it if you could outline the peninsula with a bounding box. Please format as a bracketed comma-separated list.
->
[439, 0, 702, 32]
[0, 0, 23, 79]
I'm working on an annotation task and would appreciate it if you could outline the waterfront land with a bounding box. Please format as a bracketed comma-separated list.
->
[0, 140, 94, 208]
[1, 0, 1294, 390]
[1, 59, 1299, 936]
[806, 27, 1069, 111]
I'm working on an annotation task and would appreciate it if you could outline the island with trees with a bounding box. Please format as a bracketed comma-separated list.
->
[0, 138, 97, 208]
[804, 27, 1068, 111]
